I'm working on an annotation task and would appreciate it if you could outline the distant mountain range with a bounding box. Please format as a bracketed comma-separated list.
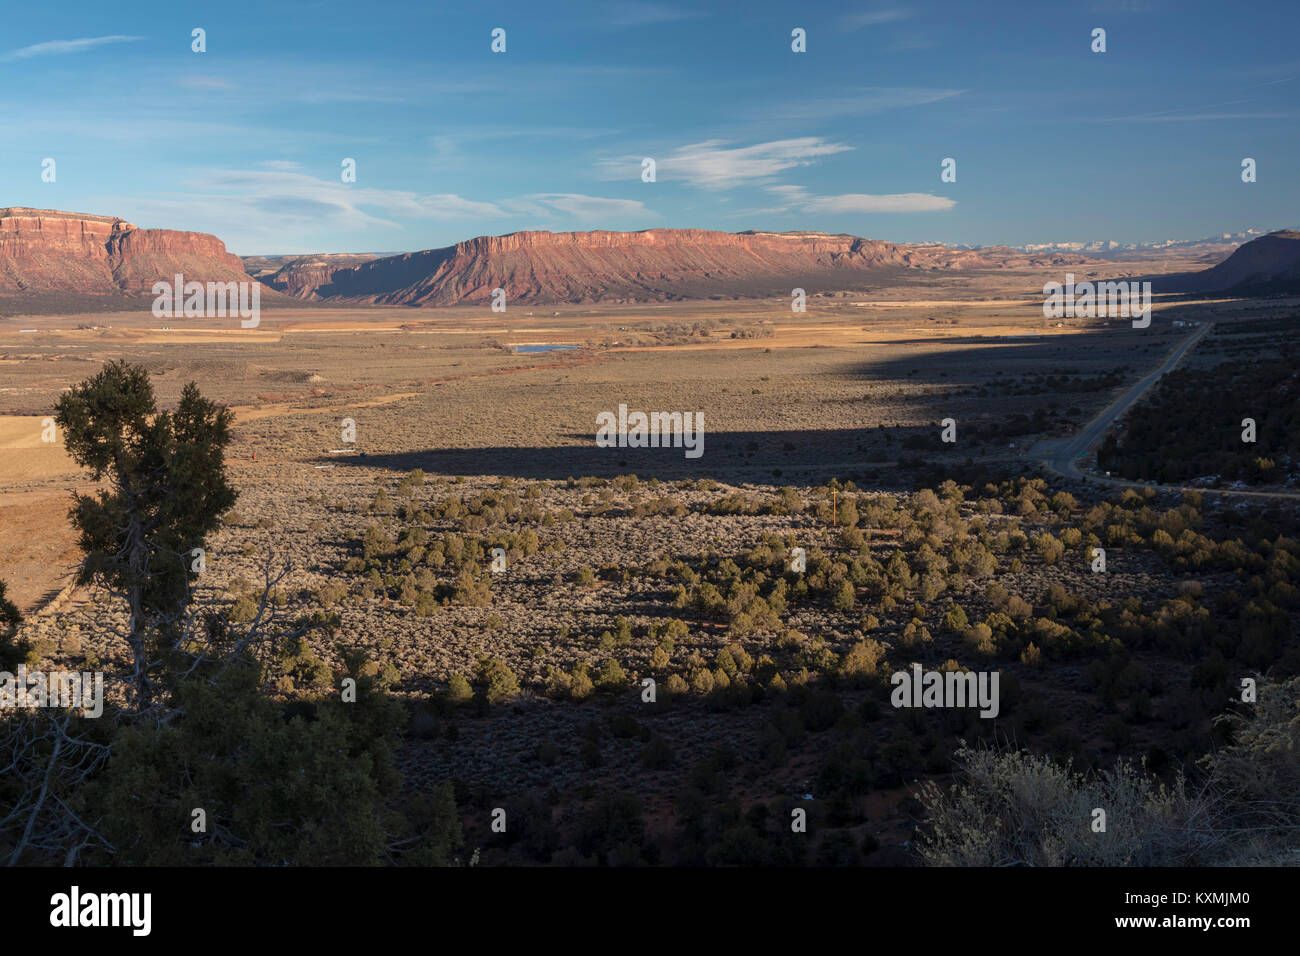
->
[1, 209, 1296, 312]
[247, 228, 1091, 306]
[1004, 229, 1273, 258]
[245, 227, 1300, 303]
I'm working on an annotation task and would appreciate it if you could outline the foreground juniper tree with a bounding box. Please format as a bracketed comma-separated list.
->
[0, 579, 33, 670]
[55, 360, 236, 708]
[0, 361, 463, 865]
[0, 580, 18, 628]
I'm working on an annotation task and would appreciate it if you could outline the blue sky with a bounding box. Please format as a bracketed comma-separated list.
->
[1, 0, 1296, 254]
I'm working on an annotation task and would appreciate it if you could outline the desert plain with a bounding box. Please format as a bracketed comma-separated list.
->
[3, 253, 1297, 860]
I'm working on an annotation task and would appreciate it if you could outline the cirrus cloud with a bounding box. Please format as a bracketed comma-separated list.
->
[599, 137, 852, 189]
[525, 193, 650, 218]
[840, 8, 913, 29]
[799, 192, 955, 213]
[0, 35, 142, 61]
[761, 184, 955, 214]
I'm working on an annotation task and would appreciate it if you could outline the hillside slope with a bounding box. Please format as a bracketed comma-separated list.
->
[1165, 229, 1300, 294]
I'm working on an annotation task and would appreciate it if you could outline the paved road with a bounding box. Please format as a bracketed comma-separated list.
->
[1046, 323, 1211, 479]
[1037, 323, 1300, 503]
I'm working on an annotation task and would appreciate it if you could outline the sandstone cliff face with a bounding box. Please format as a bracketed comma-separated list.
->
[106, 226, 249, 292]
[0, 207, 257, 296]
[244, 253, 378, 296]
[265, 228, 1089, 306]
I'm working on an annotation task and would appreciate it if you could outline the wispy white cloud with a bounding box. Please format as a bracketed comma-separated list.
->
[840, 8, 913, 30]
[1244, 75, 1299, 89]
[1109, 112, 1295, 121]
[176, 75, 238, 91]
[888, 34, 937, 51]
[761, 86, 964, 122]
[1088, 0, 1157, 12]
[525, 193, 650, 218]
[801, 192, 954, 213]
[761, 184, 954, 214]
[0, 35, 143, 61]
[599, 137, 852, 189]
[199, 169, 509, 227]
[1231, 60, 1300, 83]
[1141, 112, 1292, 121]
[604, 2, 706, 29]
[100, 169, 650, 251]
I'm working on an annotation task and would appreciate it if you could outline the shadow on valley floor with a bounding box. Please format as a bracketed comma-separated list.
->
[313, 425, 1027, 488]
[843, 325, 1191, 387]
[309, 321, 1239, 487]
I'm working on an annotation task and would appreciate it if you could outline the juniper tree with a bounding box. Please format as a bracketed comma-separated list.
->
[4, 362, 462, 865]
[0, 581, 17, 630]
[55, 360, 235, 707]
[0, 579, 31, 670]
